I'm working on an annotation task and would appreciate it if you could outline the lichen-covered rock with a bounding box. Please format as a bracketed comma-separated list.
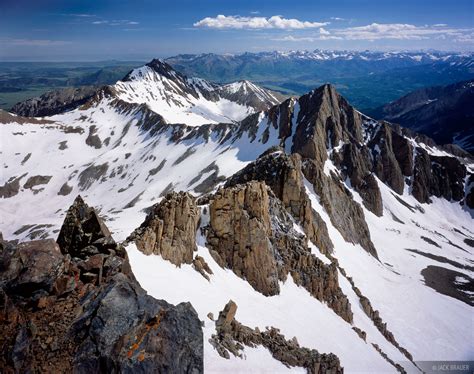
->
[0, 198, 203, 373]
[210, 300, 343, 374]
[129, 191, 200, 266]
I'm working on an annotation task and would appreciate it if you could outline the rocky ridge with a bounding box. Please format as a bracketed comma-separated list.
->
[10, 86, 99, 117]
[209, 300, 343, 374]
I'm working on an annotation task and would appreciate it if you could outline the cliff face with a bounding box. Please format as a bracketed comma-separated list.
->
[128, 191, 200, 266]
[0, 196, 203, 373]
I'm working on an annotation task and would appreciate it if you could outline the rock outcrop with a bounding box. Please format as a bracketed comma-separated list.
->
[226, 150, 334, 255]
[128, 191, 200, 266]
[207, 181, 279, 296]
[209, 300, 343, 374]
[412, 148, 468, 204]
[206, 181, 352, 322]
[0, 196, 203, 373]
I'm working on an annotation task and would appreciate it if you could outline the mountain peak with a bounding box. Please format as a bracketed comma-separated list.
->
[146, 58, 179, 77]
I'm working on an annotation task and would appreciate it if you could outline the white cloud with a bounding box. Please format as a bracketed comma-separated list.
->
[330, 17, 346, 21]
[272, 32, 343, 42]
[194, 15, 328, 29]
[333, 23, 474, 41]
[319, 27, 330, 35]
[250, 11, 260, 15]
[273, 35, 318, 42]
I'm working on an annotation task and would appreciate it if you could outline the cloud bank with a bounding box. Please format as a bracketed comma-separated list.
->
[194, 15, 328, 29]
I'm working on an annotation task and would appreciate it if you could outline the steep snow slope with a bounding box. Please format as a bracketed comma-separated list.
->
[304, 178, 474, 361]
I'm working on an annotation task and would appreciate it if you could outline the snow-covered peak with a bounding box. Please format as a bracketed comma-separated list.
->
[113, 60, 283, 126]
[217, 80, 284, 110]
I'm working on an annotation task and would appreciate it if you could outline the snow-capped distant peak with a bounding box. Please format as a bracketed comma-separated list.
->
[113, 60, 283, 126]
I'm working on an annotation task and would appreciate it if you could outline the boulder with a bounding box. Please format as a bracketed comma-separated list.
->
[57, 195, 114, 257]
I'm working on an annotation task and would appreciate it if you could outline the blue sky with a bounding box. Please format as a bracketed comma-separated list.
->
[1, 0, 473, 60]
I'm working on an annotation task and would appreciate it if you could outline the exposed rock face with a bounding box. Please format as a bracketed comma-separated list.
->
[291, 84, 364, 165]
[128, 191, 200, 266]
[23, 175, 52, 190]
[206, 181, 352, 322]
[210, 300, 343, 374]
[265, 85, 379, 255]
[0, 174, 27, 198]
[0, 197, 203, 373]
[303, 160, 378, 258]
[10, 86, 98, 117]
[207, 181, 279, 296]
[370, 123, 406, 195]
[339, 142, 383, 216]
[466, 175, 474, 209]
[412, 148, 468, 204]
[226, 150, 334, 255]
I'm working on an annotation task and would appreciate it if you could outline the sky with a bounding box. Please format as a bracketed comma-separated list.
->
[0, 0, 473, 61]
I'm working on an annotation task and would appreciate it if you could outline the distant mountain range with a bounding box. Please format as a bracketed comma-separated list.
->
[370, 79, 474, 153]
[166, 50, 474, 109]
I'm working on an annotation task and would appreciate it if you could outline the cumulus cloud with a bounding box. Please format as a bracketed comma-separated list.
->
[194, 15, 328, 29]
[330, 17, 346, 21]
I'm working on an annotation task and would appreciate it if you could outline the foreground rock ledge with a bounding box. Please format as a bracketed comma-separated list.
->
[0, 195, 203, 373]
